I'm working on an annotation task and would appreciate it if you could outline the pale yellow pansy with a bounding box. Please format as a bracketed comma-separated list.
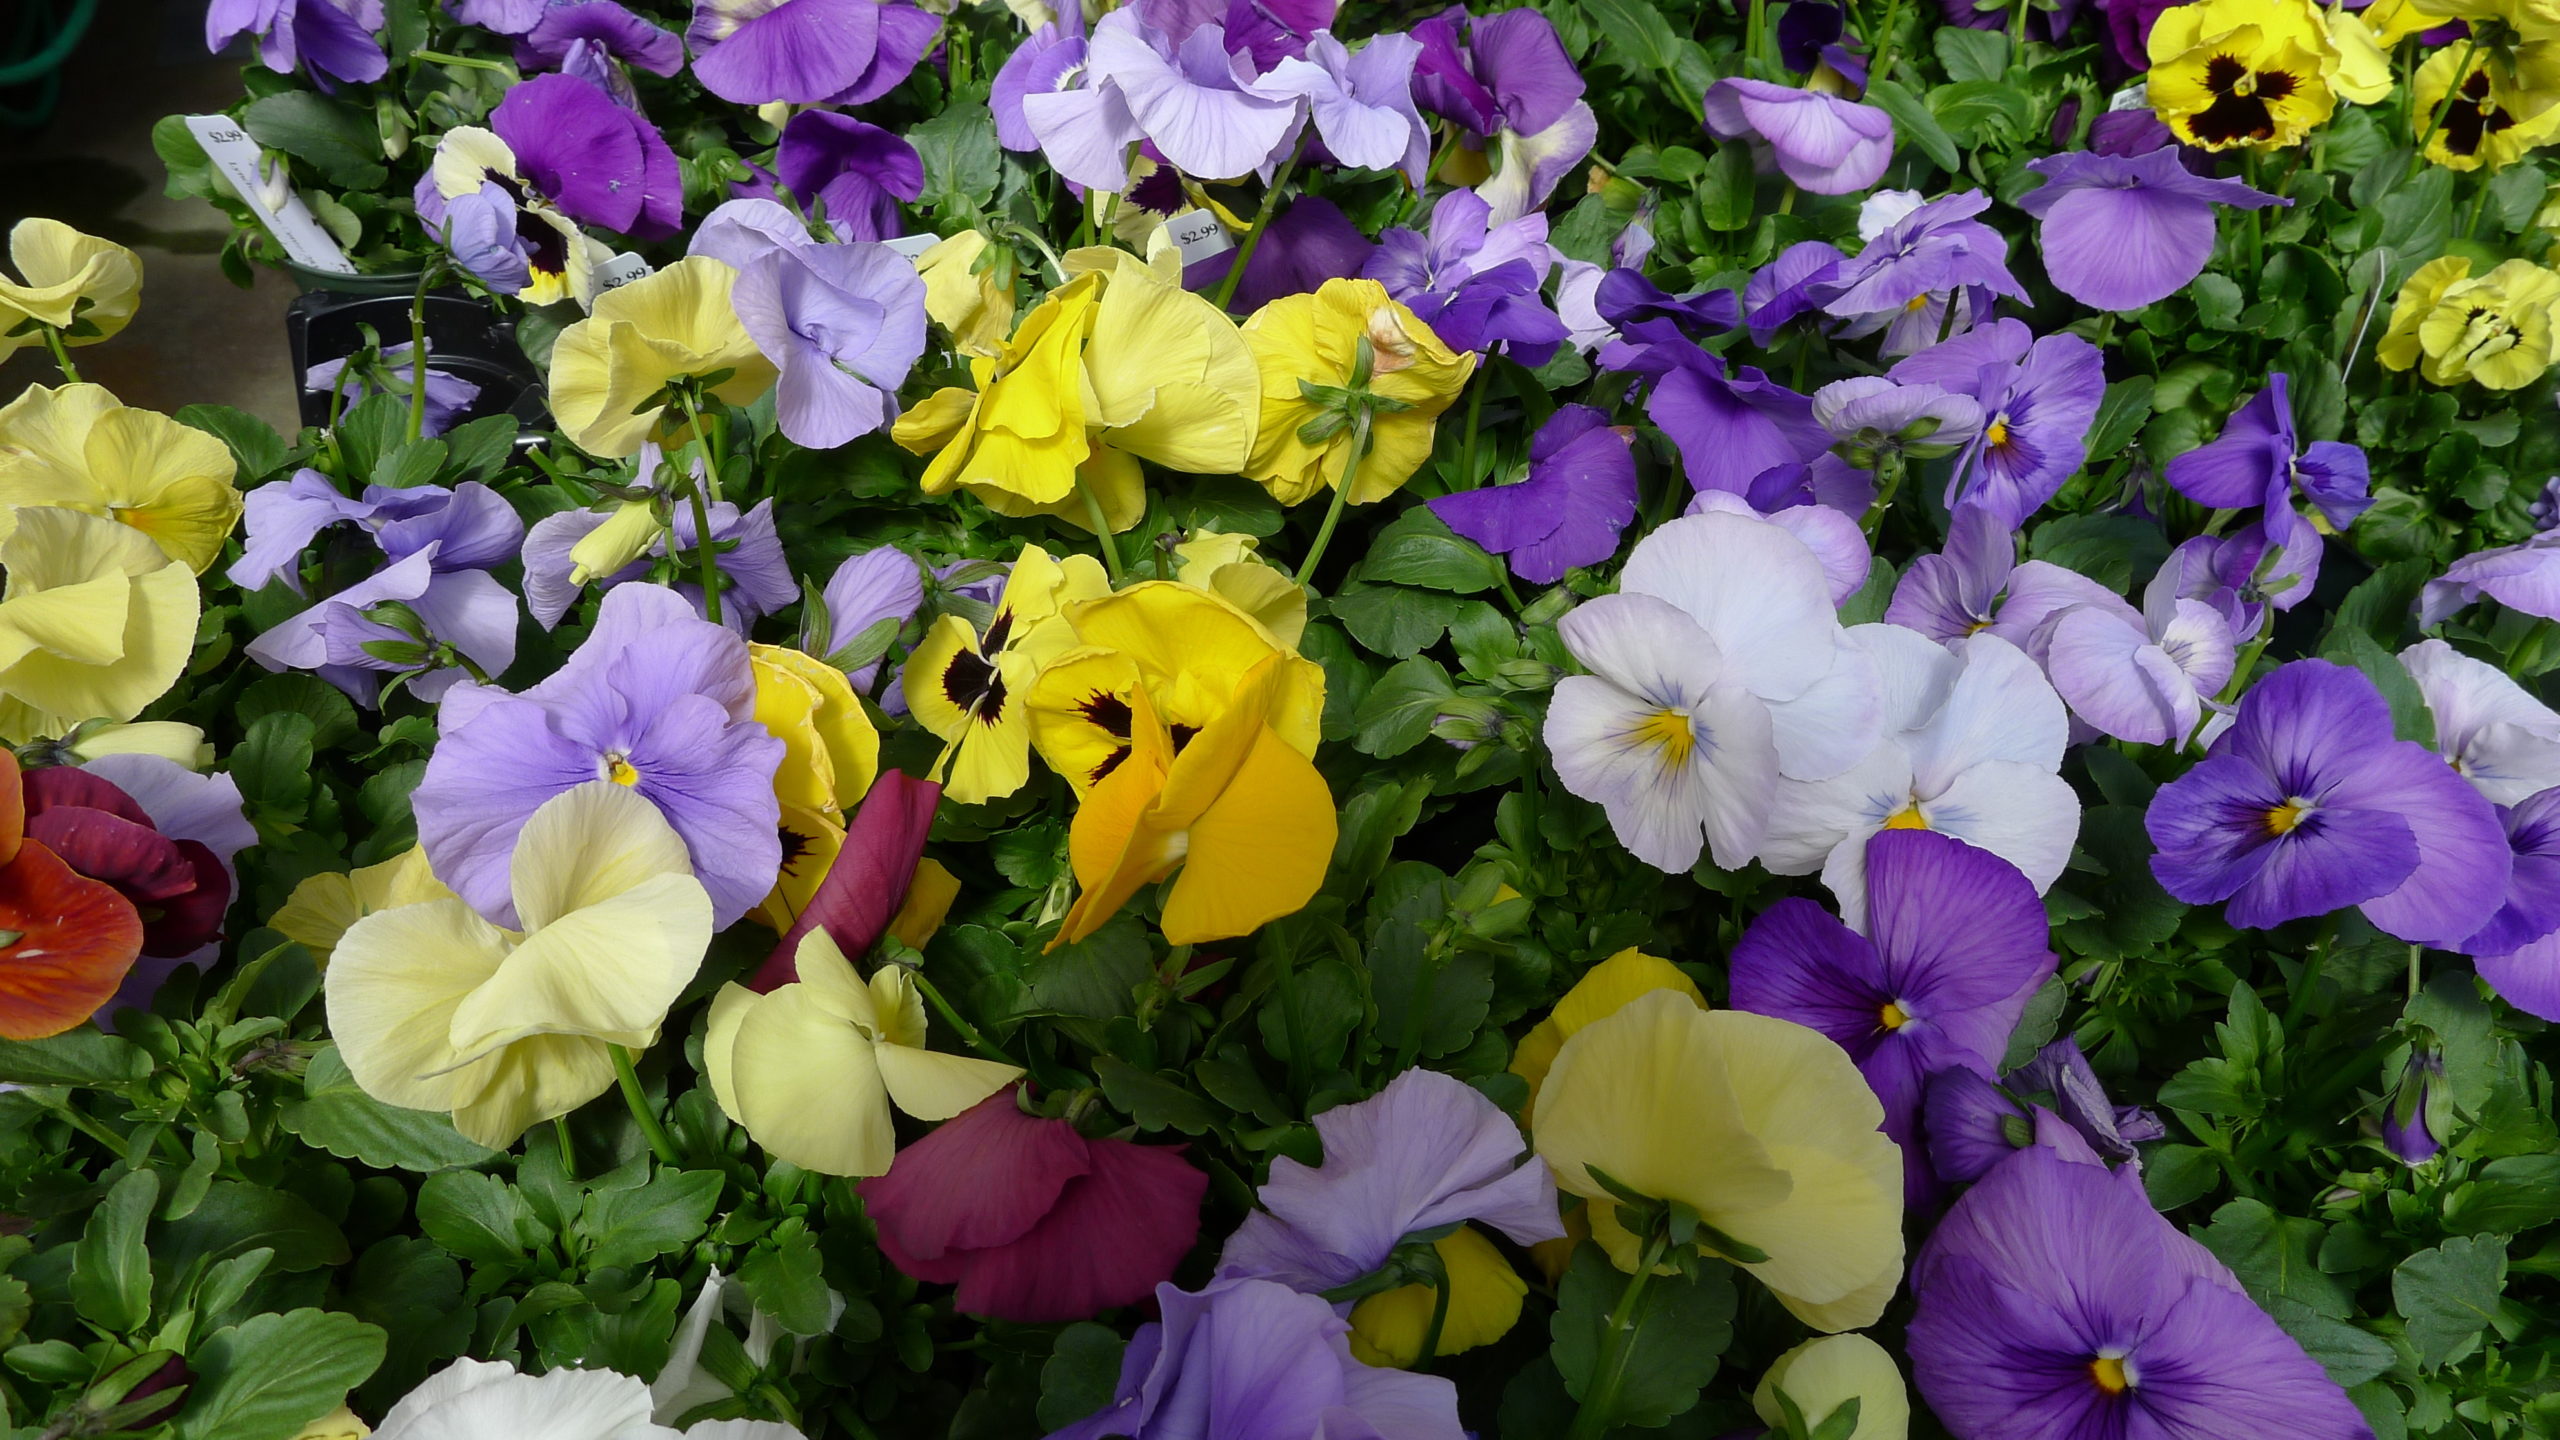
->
[1509, 947, 1706, 1119]
[323, 783, 715, 1148]
[1240, 278, 1475, 507]
[1346, 1226, 1532, 1369]
[914, 229, 1018, 358]
[271, 847, 453, 968]
[1069, 244, 1261, 477]
[0, 384, 243, 573]
[702, 929, 1022, 1176]
[1753, 1334, 1912, 1440]
[0, 507, 198, 744]
[567, 499, 665, 586]
[548, 257, 778, 458]
[53, 718, 212, 769]
[0, 219, 141, 363]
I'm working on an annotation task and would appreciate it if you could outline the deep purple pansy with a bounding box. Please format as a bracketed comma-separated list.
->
[1429, 404, 1639, 583]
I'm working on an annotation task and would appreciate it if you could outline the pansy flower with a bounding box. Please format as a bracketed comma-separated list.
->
[2377, 255, 2560, 391]
[512, 1, 683, 77]
[1888, 320, 2105, 527]
[1429, 404, 1637, 583]
[2017, 146, 2286, 312]
[0, 220, 140, 367]
[2422, 528, 2560, 626]
[1703, 78, 1896, 196]
[1240, 277, 1475, 507]
[2025, 557, 2239, 747]
[0, 749, 143, 1040]
[2145, 0, 2341, 150]
[0, 508, 198, 746]
[1083, 9, 1301, 183]
[205, 0, 387, 87]
[1410, 6, 1595, 222]
[733, 235, 928, 450]
[2403, 639, 2560, 804]
[548, 257, 778, 459]
[1254, 31, 1432, 186]
[686, 0, 942, 107]
[2164, 373, 2372, 554]
[1924, 1037, 2166, 1186]
[2412, 46, 2560, 171]
[906, 546, 1110, 806]
[1815, 191, 2027, 357]
[0, 383, 243, 574]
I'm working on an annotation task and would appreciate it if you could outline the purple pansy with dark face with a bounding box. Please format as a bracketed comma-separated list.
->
[1729, 829, 2056, 1201]
[1704, 78, 1895, 196]
[512, 1, 683, 76]
[491, 71, 685, 239]
[1909, 1140, 2373, 1440]
[1889, 318, 2106, 528]
[686, 0, 942, 107]
[2146, 659, 2511, 945]
[2164, 374, 2372, 558]
[207, 0, 387, 87]
[1429, 404, 1638, 583]
[2461, 788, 2560, 1021]
[2018, 147, 2286, 312]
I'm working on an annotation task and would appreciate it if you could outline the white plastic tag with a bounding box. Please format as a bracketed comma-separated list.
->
[883, 232, 941, 258]
[1161, 210, 1234, 267]
[592, 251, 654, 294]
[2106, 82, 2150, 113]
[185, 115, 356, 274]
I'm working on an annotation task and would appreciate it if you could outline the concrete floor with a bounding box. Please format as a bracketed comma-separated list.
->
[0, 1, 299, 433]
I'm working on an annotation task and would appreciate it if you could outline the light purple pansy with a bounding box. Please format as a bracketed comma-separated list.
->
[1685, 488, 1876, 606]
[809, 546, 929, 707]
[1703, 77, 1894, 196]
[2023, 553, 2239, 746]
[207, 0, 387, 86]
[994, 16, 1089, 154]
[1410, 5, 1583, 136]
[686, 0, 943, 107]
[2163, 374, 2372, 556]
[1744, 239, 1848, 345]
[1085, 9, 1301, 182]
[1365, 189, 1553, 304]
[306, 343, 482, 439]
[1811, 375, 1986, 461]
[1816, 190, 2027, 356]
[1889, 318, 2107, 529]
[2146, 659, 2511, 944]
[1253, 31, 1430, 186]
[1429, 404, 1637, 584]
[519, 490, 796, 634]
[246, 542, 521, 707]
[1222, 0, 1335, 71]
[2401, 638, 2560, 804]
[734, 238, 929, 450]
[227, 472, 525, 594]
[416, 583, 786, 930]
[2422, 530, 2560, 628]
[2017, 142, 2285, 313]
[2455, 788, 2560, 1019]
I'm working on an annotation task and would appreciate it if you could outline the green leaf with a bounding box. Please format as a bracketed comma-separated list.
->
[738, 1227, 835, 1337]
[278, 1046, 497, 1172]
[175, 404, 290, 484]
[2054, 805, 2186, 960]
[1349, 657, 1457, 759]
[417, 1170, 543, 1268]
[2084, 376, 2155, 463]
[2329, 559, 2430, 646]
[1867, 79, 1961, 172]
[1367, 917, 1492, 1064]
[72, 1170, 158, 1333]
[1018, 915, 1155, 1019]
[1256, 957, 1365, 1079]
[2373, 166, 2456, 267]
[2445, 1155, 2560, 1235]
[154, 1182, 348, 1314]
[579, 1168, 723, 1271]
[242, 92, 388, 191]
[909, 105, 1002, 213]
[1933, 26, 2009, 82]
[0, 1028, 152, 1086]
[2392, 1236, 2507, 1370]
[175, 1308, 387, 1440]
[2318, 626, 2434, 743]
[1698, 142, 1757, 233]
[1575, 0, 1685, 79]
[2028, 514, 2169, 593]
[1329, 582, 1467, 658]
[1551, 1243, 1736, 1427]
[238, 673, 361, 752]
[233, 711, 318, 824]
[1038, 1323, 1128, 1431]
[2190, 273, 2246, 330]
[2200, 1199, 2354, 1320]
[439, 415, 519, 485]
[1093, 1056, 1222, 1135]
[1927, 81, 2032, 146]
[1356, 508, 1505, 594]
[339, 1239, 470, 1408]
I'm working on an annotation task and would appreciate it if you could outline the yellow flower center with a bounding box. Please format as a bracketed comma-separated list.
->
[606, 755, 642, 787]
[2090, 1355, 2132, 1394]
[1963, 618, 1994, 635]
[1904, 294, 1931, 313]
[1879, 1000, 1910, 1030]
[1883, 803, 1929, 830]
[1633, 709, 1694, 769]
[2262, 798, 2311, 835]
[1986, 417, 2011, 448]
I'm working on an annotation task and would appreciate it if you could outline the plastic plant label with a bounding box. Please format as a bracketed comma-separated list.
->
[593, 252, 655, 294]
[185, 115, 357, 275]
[2106, 82, 2149, 112]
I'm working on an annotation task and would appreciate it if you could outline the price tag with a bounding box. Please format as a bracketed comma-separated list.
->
[592, 251, 654, 294]
[184, 115, 356, 274]
[2106, 82, 2150, 113]
[1160, 210, 1234, 267]
[883, 232, 942, 258]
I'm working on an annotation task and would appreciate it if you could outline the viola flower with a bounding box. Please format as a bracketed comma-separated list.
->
[1409, 6, 1595, 222]
[1744, 240, 1848, 345]
[1908, 1143, 2369, 1440]
[205, 0, 387, 87]
[1889, 320, 2106, 527]
[913, 230, 1020, 358]
[1085, 10, 1301, 182]
[549, 257, 778, 459]
[2030, 557, 2239, 746]
[375, 1357, 805, 1440]
[328, 782, 714, 1148]
[1533, 989, 1905, 1331]
[2017, 146, 2287, 311]
[1240, 278, 1474, 507]
[1754, 1335, 1912, 1440]
[0, 220, 140, 367]
[905, 546, 1109, 806]
[523, 487, 794, 634]
[1924, 1037, 2166, 1186]
[1365, 190, 1564, 359]
[1812, 376, 1986, 466]
[686, 0, 942, 107]
[1886, 502, 2019, 643]
[859, 1091, 1206, 1322]
[2451, 789, 2560, 1018]
[415, 584, 786, 929]
[414, 143, 610, 307]
[2145, 0, 2341, 150]
[1703, 78, 1896, 195]
[1015, 18, 1148, 193]
[2377, 255, 2560, 391]
[496, 72, 683, 239]
[2146, 659, 2511, 944]
[775, 111, 926, 242]
[1609, 321, 1831, 497]
[308, 342, 482, 439]
[2422, 529, 2560, 626]
[0, 508, 198, 745]
[1044, 1275, 1465, 1440]
[2164, 374, 2372, 553]
[0, 750, 143, 1040]
[1594, 268, 1741, 337]
[0, 384, 243, 574]
[1254, 31, 1432, 186]
[733, 238, 928, 450]
[751, 643, 879, 827]
[2402, 639, 2560, 803]
[706, 930, 1021, 1177]
[1731, 829, 2056, 1200]
[2411, 45, 2560, 170]
[1815, 191, 2027, 357]
[1429, 404, 1637, 583]
[1764, 626, 2078, 925]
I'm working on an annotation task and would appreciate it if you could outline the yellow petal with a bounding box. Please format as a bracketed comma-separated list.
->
[0, 219, 141, 339]
[568, 500, 663, 584]
[1157, 707, 1335, 945]
[443, 872, 712, 1059]
[447, 1033, 621, 1149]
[888, 858, 962, 949]
[1347, 1227, 1529, 1368]
[508, 781, 702, 929]
[548, 257, 776, 458]
[1753, 1334, 1912, 1440]
[875, 1044, 1023, 1121]
[723, 979, 897, 1176]
[1082, 257, 1260, 473]
[0, 508, 196, 739]
[1513, 948, 1706, 1116]
[273, 847, 453, 967]
[323, 897, 514, 1115]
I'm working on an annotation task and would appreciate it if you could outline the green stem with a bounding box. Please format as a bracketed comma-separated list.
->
[1293, 407, 1372, 585]
[554, 1116, 578, 1181]
[908, 970, 1017, 1066]
[406, 266, 432, 443]
[1457, 378, 1486, 489]
[1416, 1267, 1453, 1368]
[1747, 0, 1770, 71]
[609, 1043, 681, 1166]
[2241, 150, 2264, 285]
[1861, 452, 1907, 540]
[2411, 38, 2480, 172]
[1872, 0, 1909, 83]
[2008, 0, 2029, 55]
[1564, 1233, 1673, 1440]
[1075, 472, 1124, 584]
[411, 49, 515, 73]
[676, 387, 723, 624]
[1213, 143, 1303, 312]
[38, 326, 79, 384]
[40, 1096, 128, 1158]
[2407, 943, 2423, 1001]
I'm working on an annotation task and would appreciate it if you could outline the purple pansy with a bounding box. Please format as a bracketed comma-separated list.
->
[1812, 375, 1986, 463]
[1211, 196, 1375, 311]
[2402, 638, 2560, 804]
[2164, 374, 2372, 559]
[228, 471, 525, 593]
[1594, 268, 1739, 338]
[1366, 189, 1565, 363]
[1889, 318, 2106, 528]
[1816, 190, 2027, 356]
[686, 0, 942, 107]
[2095, 0, 2184, 72]
[1411, 6, 1582, 136]
[1743, 239, 1849, 345]
[733, 237, 929, 450]
[243, 522, 524, 709]
[1253, 32, 1431, 186]
[809, 546, 929, 707]
[2026, 554, 2239, 746]
[776, 110, 926, 241]
[1909, 1140, 2373, 1440]
[1703, 78, 1895, 196]
[1730, 829, 2057, 1201]
[2422, 530, 2560, 627]
[306, 342, 482, 439]
[1084, 9, 1301, 182]
[207, 0, 388, 87]
[490, 71, 685, 239]
[520, 489, 796, 634]
[1924, 1038, 2166, 1186]
[1607, 319, 1832, 498]
[1222, 0, 1335, 71]
[2459, 788, 2560, 1020]
[2018, 147, 2286, 312]
[2146, 660, 2511, 945]
[513, 1, 683, 76]
[1429, 404, 1638, 583]
[995, 15, 1088, 154]
[416, 583, 786, 930]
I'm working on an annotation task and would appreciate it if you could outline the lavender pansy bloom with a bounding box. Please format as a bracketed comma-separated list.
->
[734, 239, 929, 450]
[416, 583, 785, 929]
[1729, 828, 2056, 1201]
[2402, 639, 2560, 804]
[514, 2, 683, 76]
[2029, 557, 2239, 746]
[777, 111, 925, 241]
[1253, 32, 1430, 186]
[2019, 148, 2286, 312]
[1817, 191, 2027, 355]
[1366, 189, 1552, 303]
[1925, 1038, 2165, 1186]
[2146, 660, 2511, 945]
[1411, 6, 1582, 136]
[1744, 240, 1848, 345]
[688, 198, 814, 270]
[2455, 789, 2560, 1001]
[2164, 375, 2372, 558]
[1086, 10, 1301, 182]
[1222, 0, 1335, 71]
[1909, 1141, 2373, 1440]
[491, 71, 684, 240]
[1889, 318, 2106, 528]
[307, 343, 481, 439]
[1703, 78, 1895, 196]
[520, 493, 796, 633]
[207, 0, 388, 86]
[246, 543, 520, 707]
[1687, 489, 1876, 606]
[227, 472, 524, 593]
[1812, 376, 1986, 464]
[994, 17, 1087, 154]
[1608, 320, 1832, 498]
[1412, 261, 1571, 365]
[1885, 501, 2017, 644]
[1594, 268, 1739, 338]
[2422, 530, 2560, 627]
[1020, 33, 1149, 192]
[448, 0, 544, 28]
[1217, 1069, 1563, 1294]
[1045, 1276, 1464, 1440]
[1430, 404, 1638, 583]
[686, 0, 942, 106]
[811, 546, 928, 703]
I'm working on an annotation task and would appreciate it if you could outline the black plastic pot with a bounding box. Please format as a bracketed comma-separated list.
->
[285, 285, 548, 438]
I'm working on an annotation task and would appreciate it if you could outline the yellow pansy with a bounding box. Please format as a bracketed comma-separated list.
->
[1753, 1334, 1912, 1440]
[2147, 0, 2340, 149]
[1069, 245, 1261, 479]
[703, 929, 1021, 1176]
[1174, 528, 1306, 647]
[904, 544, 1110, 805]
[0, 507, 198, 744]
[548, 256, 778, 458]
[914, 229, 1019, 358]
[1530, 991, 1905, 1332]
[0, 384, 243, 572]
[756, 800, 844, 932]
[1509, 948, 1706, 1117]
[1051, 650, 1335, 948]
[750, 644, 881, 818]
[0, 219, 141, 363]
[2355, 0, 2445, 43]
[897, 271, 1106, 526]
[323, 783, 714, 1148]
[1028, 581, 1323, 797]
[2411, 46, 2560, 170]
[55, 719, 211, 769]
[272, 847, 452, 968]
[2324, 11, 2394, 104]
[1240, 278, 1475, 507]
[1347, 1227, 1530, 1369]
[2377, 254, 2560, 388]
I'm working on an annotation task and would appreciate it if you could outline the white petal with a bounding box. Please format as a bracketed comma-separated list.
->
[1762, 743, 1913, 878]
[1844, 622, 1958, 734]
[377, 1364, 654, 1440]
[1557, 592, 1728, 709]
[1921, 760, 2081, 894]
[1546, 675, 1731, 873]
[1620, 510, 1841, 703]
[1907, 634, 2065, 793]
[1764, 642, 1882, 782]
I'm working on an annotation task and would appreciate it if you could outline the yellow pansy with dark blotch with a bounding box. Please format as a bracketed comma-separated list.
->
[2148, 0, 2340, 150]
[903, 545, 1109, 805]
